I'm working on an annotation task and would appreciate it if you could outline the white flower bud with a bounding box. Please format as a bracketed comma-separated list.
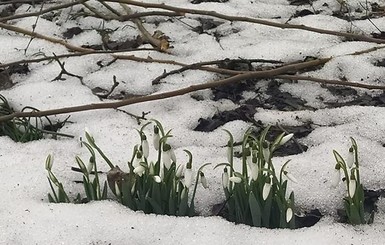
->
[133, 165, 146, 177]
[280, 133, 294, 146]
[114, 182, 121, 197]
[170, 148, 177, 163]
[176, 164, 185, 178]
[262, 179, 272, 200]
[286, 207, 293, 223]
[153, 128, 160, 151]
[163, 150, 172, 169]
[199, 172, 208, 189]
[348, 179, 357, 198]
[222, 168, 229, 189]
[250, 164, 259, 181]
[229, 176, 242, 183]
[347, 147, 354, 168]
[153, 175, 161, 183]
[184, 168, 193, 188]
[141, 139, 149, 159]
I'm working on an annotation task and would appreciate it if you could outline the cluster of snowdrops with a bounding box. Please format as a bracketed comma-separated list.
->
[45, 120, 368, 228]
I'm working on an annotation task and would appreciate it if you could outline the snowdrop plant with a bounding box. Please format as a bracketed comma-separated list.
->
[332, 137, 366, 225]
[45, 154, 70, 203]
[110, 120, 210, 216]
[216, 126, 296, 228]
[75, 131, 108, 201]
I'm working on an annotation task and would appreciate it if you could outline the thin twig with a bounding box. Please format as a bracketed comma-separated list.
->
[0, 48, 156, 69]
[277, 75, 385, 90]
[0, 22, 92, 52]
[0, 0, 88, 22]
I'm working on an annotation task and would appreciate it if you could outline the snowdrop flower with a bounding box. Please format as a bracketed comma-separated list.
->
[286, 207, 293, 223]
[279, 133, 294, 146]
[176, 164, 185, 178]
[229, 176, 242, 183]
[245, 148, 253, 169]
[262, 176, 272, 200]
[184, 167, 193, 188]
[170, 148, 177, 163]
[222, 168, 229, 189]
[133, 165, 146, 177]
[347, 147, 354, 168]
[114, 182, 121, 197]
[149, 162, 155, 175]
[348, 178, 357, 198]
[141, 134, 149, 159]
[331, 164, 341, 188]
[87, 157, 94, 174]
[250, 164, 259, 181]
[284, 171, 298, 184]
[262, 141, 270, 162]
[162, 144, 172, 169]
[199, 172, 208, 189]
[132, 151, 142, 168]
[153, 175, 162, 183]
[153, 126, 160, 151]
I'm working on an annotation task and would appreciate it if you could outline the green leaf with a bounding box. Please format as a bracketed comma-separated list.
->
[121, 180, 137, 210]
[348, 202, 362, 225]
[102, 181, 108, 200]
[147, 197, 164, 214]
[262, 190, 272, 227]
[48, 193, 55, 203]
[248, 191, 261, 227]
[178, 188, 189, 216]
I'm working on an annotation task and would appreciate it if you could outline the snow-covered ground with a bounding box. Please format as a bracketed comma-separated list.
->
[1, 0, 385, 244]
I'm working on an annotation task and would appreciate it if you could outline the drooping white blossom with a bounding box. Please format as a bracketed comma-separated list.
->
[279, 133, 294, 146]
[286, 207, 293, 223]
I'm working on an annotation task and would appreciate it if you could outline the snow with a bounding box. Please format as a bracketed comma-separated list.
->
[1, 0, 385, 244]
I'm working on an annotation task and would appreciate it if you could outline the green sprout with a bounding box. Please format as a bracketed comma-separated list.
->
[216, 126, 296, 228]
[45, 154, 70, 203]
[332, 137, 370, 225]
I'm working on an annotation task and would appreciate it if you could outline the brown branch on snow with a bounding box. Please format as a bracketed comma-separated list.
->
[105, 0, 385, 44]
[114, 54, 385, 90]
[118, 3, 169, 51]
[0, 57, 330, 122]
[0, 22, 93, 52]
[0, 0, 88, 22]
[0, 48, 156, 69]
[277, 75, 385, 90]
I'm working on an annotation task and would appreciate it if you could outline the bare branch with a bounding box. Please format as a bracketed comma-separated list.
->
[106, 0, 385, 44]
[0, 58, 330, 122]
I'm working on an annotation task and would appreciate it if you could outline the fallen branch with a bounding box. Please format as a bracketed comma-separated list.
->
[0, 0, 88, 22]
[106, 0, 385, 44]
[0, 57, 330, 122]
[276, 75, 385, 90]
[0, 22, 92, 52]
